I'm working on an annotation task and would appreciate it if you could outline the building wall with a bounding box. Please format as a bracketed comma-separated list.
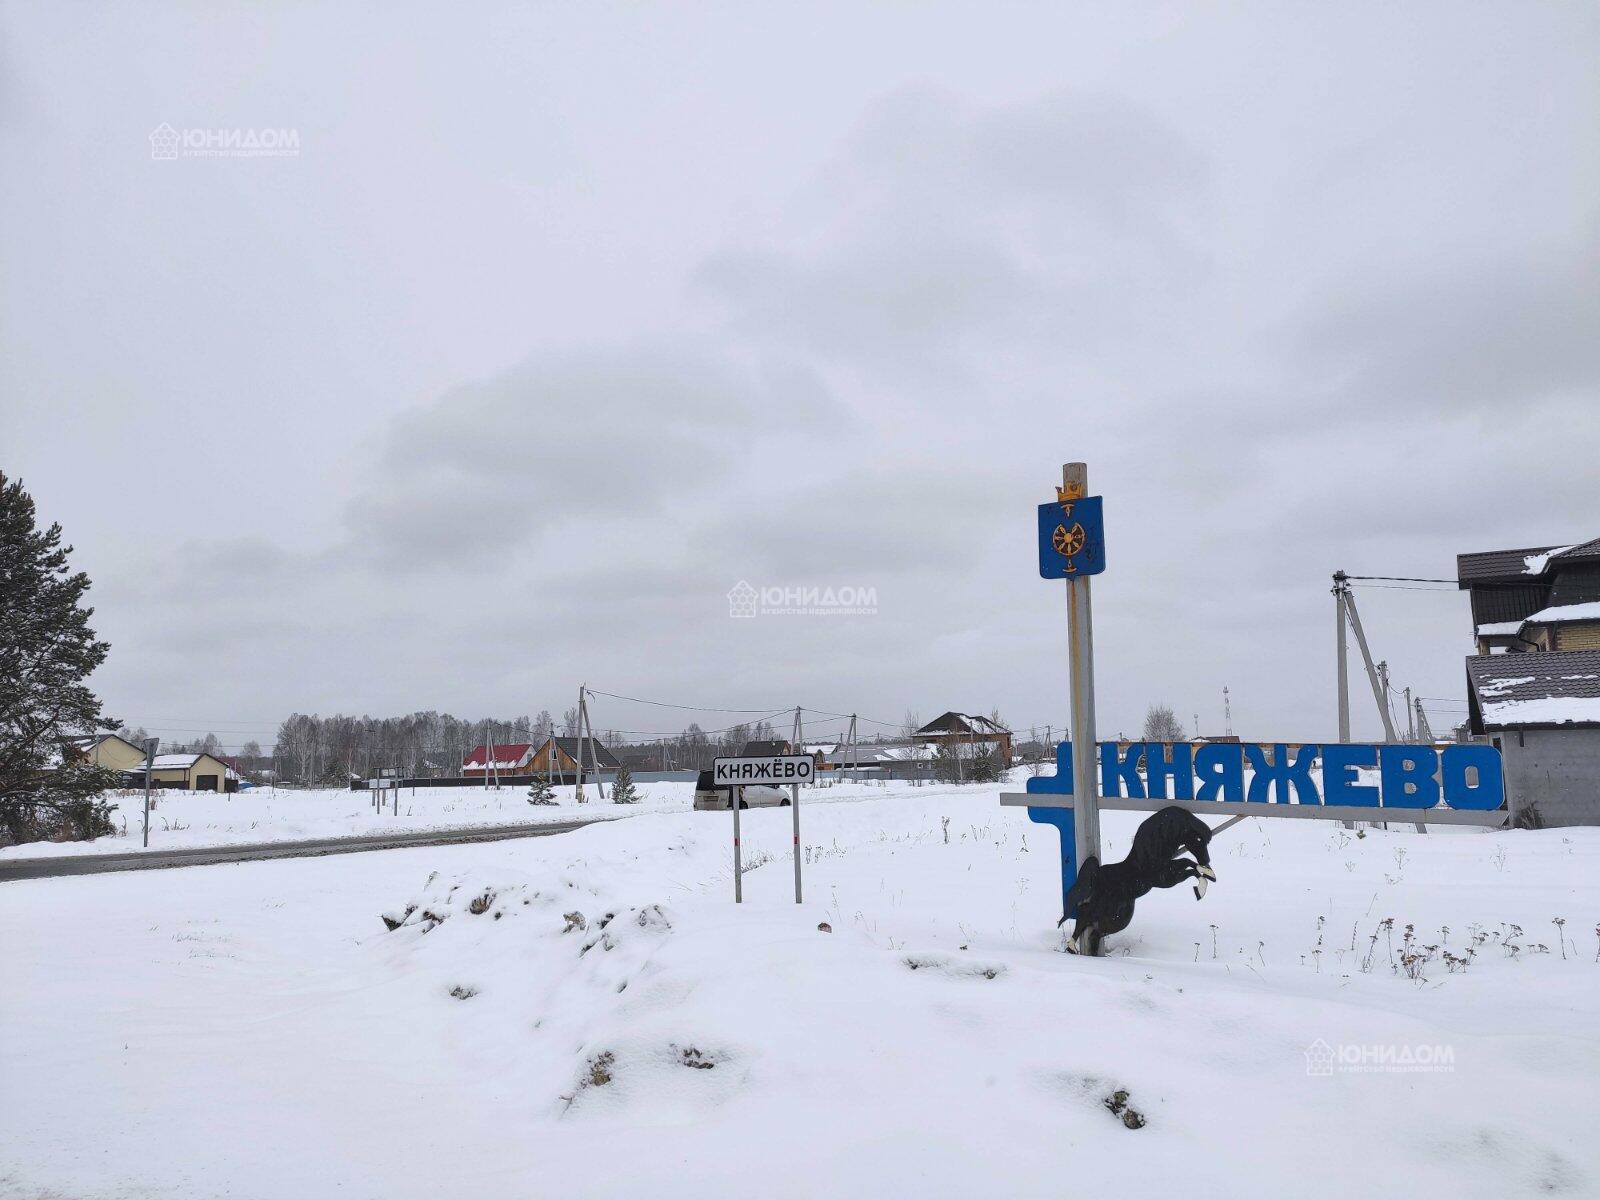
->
[1497, 728, 1600, 827]
[1556, 623, 1600, 652]
[528, 746, 579, 774]
[149, 755, 236, 791]
[89, 738, 148, 772]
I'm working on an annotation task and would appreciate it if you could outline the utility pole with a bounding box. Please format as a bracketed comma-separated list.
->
[1341, 584, 1397, 742]
[582, 688, 606, 800]
[1333, 572, 1351, 742]
[142, 737, 159, 849]
[1415, 697, 1434, 743]
[1223, 686, 1232, 737]
[575, 685, 586, 803]
[1377, 662, 1393, 742]
[1404, 686, 1415, 741]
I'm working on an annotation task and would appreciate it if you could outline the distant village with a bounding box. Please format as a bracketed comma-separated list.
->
[59, 535, 1600, 825]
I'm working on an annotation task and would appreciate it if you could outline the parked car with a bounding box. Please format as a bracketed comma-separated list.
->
[692, 769, 791, 810]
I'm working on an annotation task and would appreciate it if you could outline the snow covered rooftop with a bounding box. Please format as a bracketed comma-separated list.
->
[462, 743, 534, 770]
[1521, 546, 1576, 575]
[1523, 601, 1600, 625]
[1467, 649, 1600, 731]
[1476, 621, 1524, 637]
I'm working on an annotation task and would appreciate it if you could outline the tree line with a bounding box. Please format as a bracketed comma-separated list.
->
[215, 711, 792, 783]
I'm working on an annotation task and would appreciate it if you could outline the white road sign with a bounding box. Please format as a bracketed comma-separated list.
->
[712, 755, 815, 787]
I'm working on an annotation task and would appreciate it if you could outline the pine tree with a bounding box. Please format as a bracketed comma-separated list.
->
[611, 764, 639, 804]
[526, 774, 555, 805]
[968, 745, 1001, 784]
[0, 472, 118, 844]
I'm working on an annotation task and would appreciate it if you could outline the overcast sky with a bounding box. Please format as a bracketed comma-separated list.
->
[3, 3, 1596, 753]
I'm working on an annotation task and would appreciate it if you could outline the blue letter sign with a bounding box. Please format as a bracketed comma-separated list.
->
[1038, 495, 1105, 578]
[1022, 741, 1505, 922]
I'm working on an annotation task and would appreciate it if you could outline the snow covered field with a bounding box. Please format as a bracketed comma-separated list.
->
[0, 781, 701, 859]
[4, 782, 1598, 1198]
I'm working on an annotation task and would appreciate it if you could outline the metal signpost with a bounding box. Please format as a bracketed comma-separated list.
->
[369, 768, 400, 815]
[712, 754, 816, 904]
[142, 737, 159, 849]
[1035, 462, 1108, 954]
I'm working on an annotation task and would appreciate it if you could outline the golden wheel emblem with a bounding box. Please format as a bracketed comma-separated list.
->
[1052, 522, 1086, 557]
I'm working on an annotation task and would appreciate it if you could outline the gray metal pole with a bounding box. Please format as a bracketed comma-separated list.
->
[1334, 574, 1351, 743]
[584, 691, 606, 801]
[1063, 462, 1103, 955]
[732, 784, 743, 903]
[1343, 587, 1395, 741]
[1415, 697, 1434, 742]
[142, 737, 158, 849]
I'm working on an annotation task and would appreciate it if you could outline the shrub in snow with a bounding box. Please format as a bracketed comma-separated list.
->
[611, 766, 639, 804]
[527, 776, 555, 805]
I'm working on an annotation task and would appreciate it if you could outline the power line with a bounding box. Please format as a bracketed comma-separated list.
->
[1344, 575, 1460, 584]
[1349, 583, 1458, 592]
[585, 688, 787, 714]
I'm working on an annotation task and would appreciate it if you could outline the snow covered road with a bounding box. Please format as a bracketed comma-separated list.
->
[0, 816, 610, 880]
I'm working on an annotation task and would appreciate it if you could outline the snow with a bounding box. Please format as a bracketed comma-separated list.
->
[1524, 601, 1600, 624]
[1475, 672, 1600, 727]
[4, 777, 1599, 1198]
[0, 782, 699, 859]
[1475, 621, 1523, 636]
[150, 753, 201, 767]
[1477, 675, 1536, 695]
[1477, 696, 1600, 727]
[1523, 546, 1575, 574]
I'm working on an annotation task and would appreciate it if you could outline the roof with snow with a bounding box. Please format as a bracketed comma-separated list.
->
[1457, 538, 1599, 585]
[462, 742, 534, 770]
[916, 712, 1012, 738]
[1467, 650, 1600, 731]
[1523, 601, 1600, 626]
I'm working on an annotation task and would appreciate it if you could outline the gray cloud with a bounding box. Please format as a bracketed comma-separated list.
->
[344, 344, 841, 565]
[4, 4, 1594, 746]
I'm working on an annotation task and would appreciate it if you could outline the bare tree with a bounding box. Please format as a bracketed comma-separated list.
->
[1141, 703, 1186, 743]
[901, 710, 923, 740]
[561, 708, 581, 737]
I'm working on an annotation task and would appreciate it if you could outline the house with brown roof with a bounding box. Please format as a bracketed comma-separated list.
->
[1459, 536, 1600, 826]
[915, 712, 1013, 764]
[1457, 537, 1600, 654]
[1465, 649, 1600, 826]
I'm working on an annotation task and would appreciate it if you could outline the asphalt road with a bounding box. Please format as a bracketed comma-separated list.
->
[0, 817, 617, 882]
